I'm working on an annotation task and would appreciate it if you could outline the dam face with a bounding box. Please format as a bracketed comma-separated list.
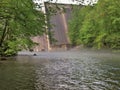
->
[32, 5, 72, 51]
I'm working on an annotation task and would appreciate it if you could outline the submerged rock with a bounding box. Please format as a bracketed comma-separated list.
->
[33, 53, 37, 56]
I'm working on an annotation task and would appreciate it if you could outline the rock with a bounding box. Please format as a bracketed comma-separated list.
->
[33, 53, 37, 56]
[0, 57, 7, 61]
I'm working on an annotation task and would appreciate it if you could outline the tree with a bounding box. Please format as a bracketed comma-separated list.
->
[0, 0, 46, 56]
[68, 0, 120, 49]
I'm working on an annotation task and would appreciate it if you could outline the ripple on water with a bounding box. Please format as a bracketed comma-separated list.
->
[33, 52, 120, 90]
[0, 51, 120, 90]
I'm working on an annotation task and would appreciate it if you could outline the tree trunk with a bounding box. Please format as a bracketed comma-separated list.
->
[0, 19, 8, 47]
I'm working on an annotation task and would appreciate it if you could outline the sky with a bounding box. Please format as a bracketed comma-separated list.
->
[33, 0, 98, 5]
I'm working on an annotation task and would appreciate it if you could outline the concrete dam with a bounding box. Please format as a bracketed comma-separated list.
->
[32, 5, 72, 51]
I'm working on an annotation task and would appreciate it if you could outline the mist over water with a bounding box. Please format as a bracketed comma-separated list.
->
[0, 50, 120, 90]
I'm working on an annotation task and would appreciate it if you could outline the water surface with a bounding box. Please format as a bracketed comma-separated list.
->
[0, 51, 120, 90]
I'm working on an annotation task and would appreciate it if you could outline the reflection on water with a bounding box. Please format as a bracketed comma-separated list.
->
[0, 51, 120, 90]
[0, 58, 35, 90]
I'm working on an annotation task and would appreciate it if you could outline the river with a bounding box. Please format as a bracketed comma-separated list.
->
[0, 50, 120, 90]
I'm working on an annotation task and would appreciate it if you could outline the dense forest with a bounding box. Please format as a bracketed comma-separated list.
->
[68, 0, 120, 49]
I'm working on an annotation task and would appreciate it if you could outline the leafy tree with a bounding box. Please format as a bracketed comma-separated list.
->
[68, 0, 120, 49]
[68, 6, 82, 45]
[0, 0, 45, 56]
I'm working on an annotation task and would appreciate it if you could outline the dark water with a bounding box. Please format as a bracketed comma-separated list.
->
[0, 51, 120, 90]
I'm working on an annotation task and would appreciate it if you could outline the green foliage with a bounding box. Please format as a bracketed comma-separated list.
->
[68, 0, 120, 49]
[0, 0, 46, 56]
[0, 38, 36, 56]
[3, 41, 19, 56]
